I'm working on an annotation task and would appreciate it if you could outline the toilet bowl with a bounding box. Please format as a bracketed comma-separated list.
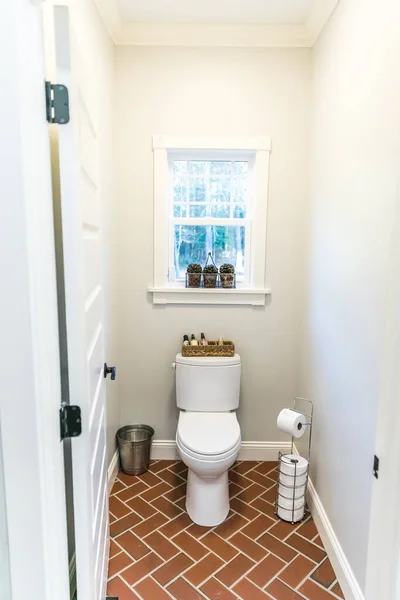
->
[176, 411, 241, 526]
[174, 352, 242, 527]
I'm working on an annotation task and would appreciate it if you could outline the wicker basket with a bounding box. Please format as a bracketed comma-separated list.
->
[181, 341, 235, 357]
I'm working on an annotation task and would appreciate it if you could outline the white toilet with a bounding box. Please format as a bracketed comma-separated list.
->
[174, 353, 241, 527]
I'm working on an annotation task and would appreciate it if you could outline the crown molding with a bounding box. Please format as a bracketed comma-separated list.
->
[94, 0, 340, 47]
[93, 0, 122, 44]
[305, 0, 340, 45]
[116, 23, 311, 47]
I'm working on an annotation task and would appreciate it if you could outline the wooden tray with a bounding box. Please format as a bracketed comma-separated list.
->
[181, 341, 235, 357]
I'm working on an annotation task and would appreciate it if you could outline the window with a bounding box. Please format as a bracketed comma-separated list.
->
[151, 136, 271, 305]
[170, 156, 251, 284]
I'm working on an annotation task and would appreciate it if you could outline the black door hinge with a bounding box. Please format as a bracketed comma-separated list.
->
[45, 81, 70, 124]
[373, 455, 379, 479]
[60, 403, 82, 440]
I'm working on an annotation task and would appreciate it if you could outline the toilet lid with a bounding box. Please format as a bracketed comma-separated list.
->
[177, 412, 241, 456]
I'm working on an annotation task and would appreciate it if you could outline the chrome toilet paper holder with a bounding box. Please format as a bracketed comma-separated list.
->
[274, 397, 314, 524]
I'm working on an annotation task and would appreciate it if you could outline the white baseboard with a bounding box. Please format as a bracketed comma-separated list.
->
[150, 440, 291, 462]
[291, 446, 364, 600]
[307, 479, 365, 600]
[107, 448, 120, 493]
[151, 440, 180, 460]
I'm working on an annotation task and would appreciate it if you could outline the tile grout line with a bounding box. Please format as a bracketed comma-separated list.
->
[107, 462, 342, 600]
[266, 575, 310, 600]
[302, 575, 344, 599]
[230, 527, 325, 572]
[292, 556, 329, 592]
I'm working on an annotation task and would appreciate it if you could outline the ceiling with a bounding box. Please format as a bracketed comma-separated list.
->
[95, 0, 340, 46]
[117, 0, 314, 25]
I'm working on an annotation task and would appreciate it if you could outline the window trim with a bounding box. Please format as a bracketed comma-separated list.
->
[150, 135, 272, 306]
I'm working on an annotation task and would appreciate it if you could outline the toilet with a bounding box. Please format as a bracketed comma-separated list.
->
[174, 353, 241, 527]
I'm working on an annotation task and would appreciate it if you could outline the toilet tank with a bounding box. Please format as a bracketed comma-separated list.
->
[175, 354, 241, 412]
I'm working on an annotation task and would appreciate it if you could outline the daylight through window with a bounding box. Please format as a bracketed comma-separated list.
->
[169, 157, 252, 284]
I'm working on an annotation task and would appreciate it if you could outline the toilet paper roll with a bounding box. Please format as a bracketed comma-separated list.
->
[280, 454, 308, 475]
[279, 482, 306, 500]
[277, 409, 307, 439]
[277, 494, 305, 523]
[279, 472, 308, 488]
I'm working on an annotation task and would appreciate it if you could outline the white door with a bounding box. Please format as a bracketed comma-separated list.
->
[1, 2, 70, 600]
[54, 6, 110, 600]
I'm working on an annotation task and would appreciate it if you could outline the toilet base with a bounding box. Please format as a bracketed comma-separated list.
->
[186, 469, 230, 527]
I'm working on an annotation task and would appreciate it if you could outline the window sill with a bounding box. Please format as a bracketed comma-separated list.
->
[147, 287, 271, 306]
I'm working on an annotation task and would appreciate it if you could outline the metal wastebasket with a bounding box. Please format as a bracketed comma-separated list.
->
[116, 424, 155, 476]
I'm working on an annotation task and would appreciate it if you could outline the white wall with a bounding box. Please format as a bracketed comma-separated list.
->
[298, 0, 400, 591]
[113, 47, 311, 441]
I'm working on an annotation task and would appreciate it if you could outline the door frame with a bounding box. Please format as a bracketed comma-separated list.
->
[0, 1, 70, 599]
[365, 164, 400, 600]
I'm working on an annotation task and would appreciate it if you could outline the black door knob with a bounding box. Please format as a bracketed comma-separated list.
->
[104, 363, 116, 380]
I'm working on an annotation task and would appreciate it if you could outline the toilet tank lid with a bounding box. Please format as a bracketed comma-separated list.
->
[176, 353, 241, 367]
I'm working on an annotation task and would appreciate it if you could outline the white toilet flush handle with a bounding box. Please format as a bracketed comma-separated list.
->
[172, 362, 176, 370]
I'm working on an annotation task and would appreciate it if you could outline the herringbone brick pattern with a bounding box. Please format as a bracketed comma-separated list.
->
[107, 460, 345, 600]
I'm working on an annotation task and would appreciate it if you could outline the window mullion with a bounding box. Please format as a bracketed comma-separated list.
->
[205, 161, 211, 255]
[231, 160, 235, 219]
[186, 161, 189, 217]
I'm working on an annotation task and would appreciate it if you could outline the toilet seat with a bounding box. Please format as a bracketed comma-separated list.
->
[177, 412, 241, 458]
[177, 436, 241, 463]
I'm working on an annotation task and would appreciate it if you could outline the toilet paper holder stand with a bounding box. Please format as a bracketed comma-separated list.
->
[274, 397, 314, 524]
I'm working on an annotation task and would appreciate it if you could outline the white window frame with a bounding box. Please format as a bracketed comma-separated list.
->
[149, 135, 272, 305]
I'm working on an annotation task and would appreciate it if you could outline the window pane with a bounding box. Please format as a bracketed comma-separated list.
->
[173, 161, 187, 173]
[189, 205, 206, 218]
[189, 161, 206, 175]
[210, 178, 231, 203]
[173, 205, 187, 217]
[235, 178, 248, 203]
[173, 225, 246, 280]
[235, 161, 248, 175]
[174, 177, 187, 203]
[190, 179, 206, 202]
[211, 204, 230, 218]
[233, 204, 246, 218]
[210, 161, 232, 175]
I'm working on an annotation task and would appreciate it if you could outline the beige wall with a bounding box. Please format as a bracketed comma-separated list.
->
[112, 47, 312, 442]
[298, 0, 400, 591]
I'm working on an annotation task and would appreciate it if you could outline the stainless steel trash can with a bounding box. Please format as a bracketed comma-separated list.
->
[116, 424, 155, 476]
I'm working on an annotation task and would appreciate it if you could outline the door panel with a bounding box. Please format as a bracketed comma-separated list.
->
[54, 5, 109, 600]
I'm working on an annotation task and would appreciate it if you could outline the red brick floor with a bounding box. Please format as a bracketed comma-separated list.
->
[107, 460, 345, 600]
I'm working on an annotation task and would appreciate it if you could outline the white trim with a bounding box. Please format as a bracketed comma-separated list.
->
[305, 0, 340, 45]
[107, 448, 120, 493]
[292, 447, 364, 599]
[153, 147, 169, 288]
[153, 135, 271, 152]
[152, 135, 271, 304]
[148, 287, 271, 306]
[118, 23, 311, 47]
[306, 478, 365, 600]
[93, 1, 340, 47]
[151, 441, 180, 460]
[150, 440, 291, 462]
[238, 441, 291, 461]
[93, 0, 122, 44]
